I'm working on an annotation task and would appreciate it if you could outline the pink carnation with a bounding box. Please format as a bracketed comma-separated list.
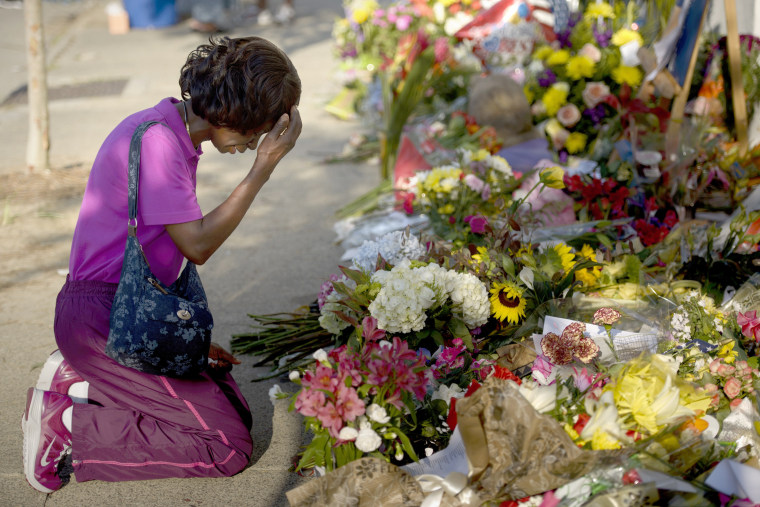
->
[593, 307, 621, 326]
[724, 377, 743, 399]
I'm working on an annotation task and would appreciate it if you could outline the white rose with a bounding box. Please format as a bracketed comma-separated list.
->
[338, 426, 359, 441]
[366, 403, 391, 424]
[288, 370, 300, 382]
[582, 82, 611, 108]
[578, 43, 602, 63]
[355, 427, 382, 453]
[312, 349, 328, 363]
[557, 103, 581, 128]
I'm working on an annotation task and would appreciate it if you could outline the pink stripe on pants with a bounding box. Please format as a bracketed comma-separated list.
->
[54, 278, 253, 483]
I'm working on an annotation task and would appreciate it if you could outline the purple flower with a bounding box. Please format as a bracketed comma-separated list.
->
[559, 149, 569, 164]
[556, 29, 572, 49]
[583, 104, 607, 125]
[567, 12, 582, 29]
[537, 68, 557, 88]
[464, 215, 489, 234]
[593, 25, 612, 48]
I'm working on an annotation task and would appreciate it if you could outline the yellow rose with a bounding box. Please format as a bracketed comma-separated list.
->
[539, 165, 565, 189]
[612, 65, 643, 87]
[565, 55, 596, 80]
[611, 28, 643, 47]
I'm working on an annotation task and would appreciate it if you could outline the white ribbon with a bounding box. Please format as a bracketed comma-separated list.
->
[417, 472, 478, 507]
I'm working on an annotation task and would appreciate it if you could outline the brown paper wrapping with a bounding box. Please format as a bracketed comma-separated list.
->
[287, 377, 630, 506]
[454, 378, 629, 501]
[495, 342, 537, 371]
[286, 458, 433, 507]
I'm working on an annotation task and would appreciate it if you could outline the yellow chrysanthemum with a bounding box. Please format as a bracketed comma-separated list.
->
[575, 244, 601, 287]
[611, 28, 643, 47]
[351, 6, 372, 24]
[612, 65, 643, 87]
[553, 243, 575, 273]
[564, 423, 580, 441]
[438, 203, 455, 215]
[533, 45, 554, 61]
[565, 55, 596, 80]
[541, 84, 569, 117]
[565, 132, 588, 154]
[470, 148, 489, 162]
[489, 281, 527, 324]
[421, 167, 463, 194]
[584, 2, 615, 20]
[546, 49, 570, 66]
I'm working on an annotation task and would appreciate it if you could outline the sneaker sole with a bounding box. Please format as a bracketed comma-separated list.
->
[36, 350, 88, 404]
[22, 388, 55, 494]
[35, 350, 65, 392]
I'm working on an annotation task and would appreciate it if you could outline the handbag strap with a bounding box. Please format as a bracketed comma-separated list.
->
[127, 120, 168, 236]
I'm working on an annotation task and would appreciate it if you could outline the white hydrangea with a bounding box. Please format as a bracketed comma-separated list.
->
[368, 260, 489, 333]
[351, 231, 427, 273]
[448, 272, 490, 328]
[368, 260, 441, 333]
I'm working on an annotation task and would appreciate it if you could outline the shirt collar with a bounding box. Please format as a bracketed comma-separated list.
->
[155, 97, 203, 162]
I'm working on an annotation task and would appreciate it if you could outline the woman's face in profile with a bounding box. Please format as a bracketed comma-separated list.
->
[209, 124, 272, 154]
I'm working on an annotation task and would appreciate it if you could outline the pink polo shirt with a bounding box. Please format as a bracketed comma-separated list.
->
[69, 98, 204, 285]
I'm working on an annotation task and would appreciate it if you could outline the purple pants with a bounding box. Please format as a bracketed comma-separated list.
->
[54, 278, 253, 482]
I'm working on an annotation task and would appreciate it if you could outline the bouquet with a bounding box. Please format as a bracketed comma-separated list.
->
[523, 1, 648, 161]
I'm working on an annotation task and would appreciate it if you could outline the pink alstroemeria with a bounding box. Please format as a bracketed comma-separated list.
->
[313, 363, 339, 391]
[571, 366, 596, 391]
[532, 354, 555, 385]
[295, 388, 326, 418]
[336, 384, 366, 422]
[433, 37, 449, 63]
[316, 401, 344, 438]
[362, 316, 386, 342]
[737, 310, 760, 341]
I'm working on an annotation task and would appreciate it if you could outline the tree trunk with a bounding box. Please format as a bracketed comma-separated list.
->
[24, 0, 50, 173]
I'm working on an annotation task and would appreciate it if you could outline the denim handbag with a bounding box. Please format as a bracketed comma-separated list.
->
[106, 120, 213, 378]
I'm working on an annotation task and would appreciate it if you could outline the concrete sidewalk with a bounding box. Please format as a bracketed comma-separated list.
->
[0, 0, 378, 505]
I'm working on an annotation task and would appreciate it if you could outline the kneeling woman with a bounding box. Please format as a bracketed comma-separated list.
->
[22, 36, 302, 492]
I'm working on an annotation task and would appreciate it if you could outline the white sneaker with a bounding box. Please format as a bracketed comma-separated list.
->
[257, 9, 273, 26]
[275, 4, 295, 24]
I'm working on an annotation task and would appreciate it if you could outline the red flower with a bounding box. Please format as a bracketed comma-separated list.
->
[492, 365, 522, 385]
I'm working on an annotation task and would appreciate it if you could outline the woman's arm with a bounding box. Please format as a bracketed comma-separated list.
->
[165, 106, 302, 265]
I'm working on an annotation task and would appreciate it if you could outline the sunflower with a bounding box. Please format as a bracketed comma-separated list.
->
[489, 281, 527, 324]
[553, 243, 575, 272]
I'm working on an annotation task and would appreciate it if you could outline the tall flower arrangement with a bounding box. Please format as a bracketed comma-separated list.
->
[523, 1, 646, 161]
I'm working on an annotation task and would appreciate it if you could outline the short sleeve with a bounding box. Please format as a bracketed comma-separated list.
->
[137, 125, 204, 226]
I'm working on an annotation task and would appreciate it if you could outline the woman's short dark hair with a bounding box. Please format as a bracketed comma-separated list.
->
[179, 36, 301, 132]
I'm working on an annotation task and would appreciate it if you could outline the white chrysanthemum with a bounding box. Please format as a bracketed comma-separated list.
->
[355, 427, 382, 453]
[351, 231, 427, 273]
[485, 154, 513, 176]
[448, 272, 490, 328]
